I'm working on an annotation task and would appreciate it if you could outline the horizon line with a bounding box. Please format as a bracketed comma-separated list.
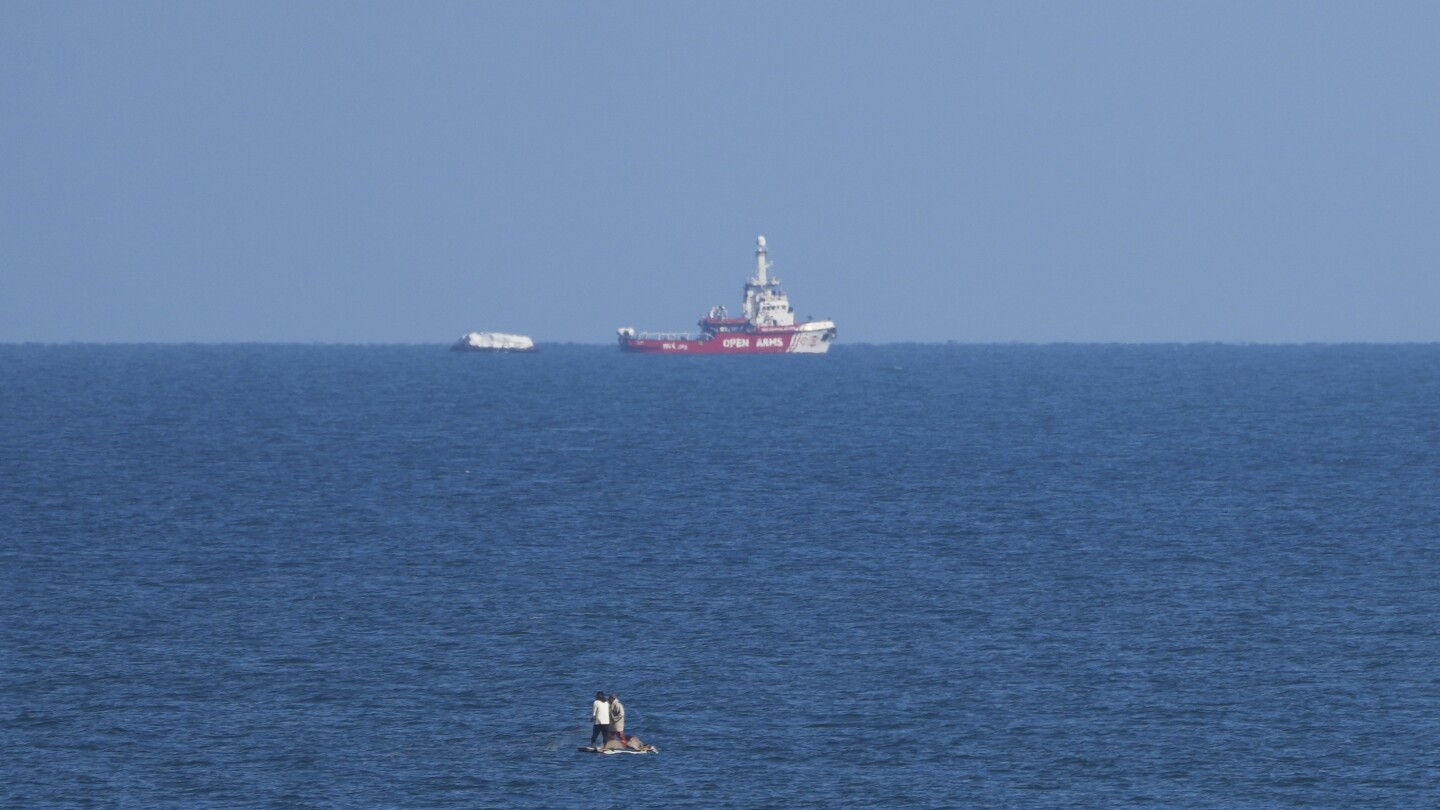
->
[6, 340, 1440, 348]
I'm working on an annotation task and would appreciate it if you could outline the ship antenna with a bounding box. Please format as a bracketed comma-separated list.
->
[755, 235, 771, 285]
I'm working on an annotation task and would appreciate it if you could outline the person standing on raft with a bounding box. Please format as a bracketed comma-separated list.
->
[590, 691, 612, 746]
[609, 693, 626, 745]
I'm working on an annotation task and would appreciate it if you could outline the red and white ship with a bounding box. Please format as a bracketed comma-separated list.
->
[617, 236, 837, 354]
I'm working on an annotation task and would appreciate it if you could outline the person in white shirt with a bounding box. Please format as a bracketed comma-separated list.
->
[590, 691, 611, 746]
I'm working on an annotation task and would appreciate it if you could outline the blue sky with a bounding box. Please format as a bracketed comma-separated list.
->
[4, 2, 1439, 343]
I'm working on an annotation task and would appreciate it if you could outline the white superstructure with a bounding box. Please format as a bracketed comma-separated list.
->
[742, 236, 796, 327]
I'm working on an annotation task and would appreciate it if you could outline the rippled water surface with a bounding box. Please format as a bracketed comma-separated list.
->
[4, 344, 1440, 807]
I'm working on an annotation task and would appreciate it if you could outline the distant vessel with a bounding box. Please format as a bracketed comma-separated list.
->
[616, 236, 837, 354]
[451, 332, 536, 352]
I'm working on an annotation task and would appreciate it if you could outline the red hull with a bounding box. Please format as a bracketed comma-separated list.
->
[620, 327, 832, 354]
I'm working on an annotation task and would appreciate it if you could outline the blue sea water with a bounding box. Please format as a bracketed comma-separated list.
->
[3, 343, 1440, 808]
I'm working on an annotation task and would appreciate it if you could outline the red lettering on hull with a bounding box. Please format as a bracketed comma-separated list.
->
[620, 334, 797, 354]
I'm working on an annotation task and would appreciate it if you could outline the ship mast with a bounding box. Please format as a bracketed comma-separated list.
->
[743, 235, 773, 321]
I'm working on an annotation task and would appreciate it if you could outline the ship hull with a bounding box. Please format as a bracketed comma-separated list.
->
[620, 324, 835, 354]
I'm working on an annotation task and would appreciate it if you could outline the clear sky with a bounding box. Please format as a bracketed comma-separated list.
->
[4, 2, 1439, 343]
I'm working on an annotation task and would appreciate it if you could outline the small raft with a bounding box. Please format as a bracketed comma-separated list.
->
[578, 736, 658, 755]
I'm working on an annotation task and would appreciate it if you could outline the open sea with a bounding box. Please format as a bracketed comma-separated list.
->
[4, 343, 1440, 808]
